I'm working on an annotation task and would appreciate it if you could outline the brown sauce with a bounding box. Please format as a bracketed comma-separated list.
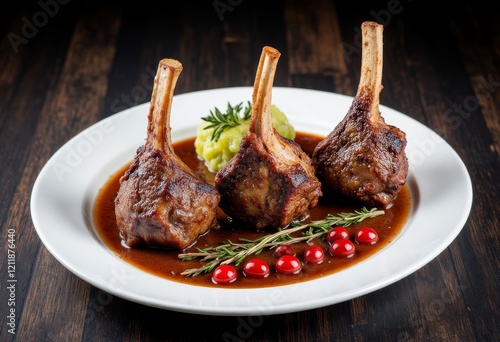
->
[93, 133, 411, 288]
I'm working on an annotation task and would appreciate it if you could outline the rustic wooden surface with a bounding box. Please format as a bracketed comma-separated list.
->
[1, 1, 499, 341]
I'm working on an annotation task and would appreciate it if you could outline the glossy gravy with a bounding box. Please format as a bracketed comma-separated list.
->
[93, 133, 411, 288]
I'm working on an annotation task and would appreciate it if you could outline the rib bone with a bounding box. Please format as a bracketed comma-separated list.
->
[147, 59, 182, 152]
[114, 59, 220, 249]
[215, 46, 322, 229]
[312, 22, 408, 208]
[358, 21, 384, 120]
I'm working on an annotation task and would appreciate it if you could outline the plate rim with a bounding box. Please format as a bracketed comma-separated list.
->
[30, 86, 473, 316]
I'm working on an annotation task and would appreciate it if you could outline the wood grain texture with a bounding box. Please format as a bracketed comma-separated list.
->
[0, 1, 499, 341]
[284, 0, 346, 75]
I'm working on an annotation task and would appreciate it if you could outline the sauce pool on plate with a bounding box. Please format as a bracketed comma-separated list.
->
[93, 132, 411, 288]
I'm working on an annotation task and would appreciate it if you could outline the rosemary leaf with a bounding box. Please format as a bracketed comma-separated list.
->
[178, 207, 384, 276]
[201, 101, 252, 142]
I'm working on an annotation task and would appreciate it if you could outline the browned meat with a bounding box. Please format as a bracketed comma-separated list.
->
[214, 46, 322, 229]
[114, 59, 220, 249]
[312, 22, 408, 208]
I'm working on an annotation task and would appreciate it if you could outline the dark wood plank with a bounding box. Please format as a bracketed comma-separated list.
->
[284, 0, 346, 75]
[0, 6, 79, 340]
[9, 7, 122, 341]
[0, 1, 499, 341]
[222, 0, 290, 89]
[284, 0, 350, 93]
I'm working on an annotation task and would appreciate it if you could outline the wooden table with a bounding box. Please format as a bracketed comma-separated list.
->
[1, 1, 499, 341]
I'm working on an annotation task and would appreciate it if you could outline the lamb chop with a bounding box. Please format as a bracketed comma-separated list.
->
[312, 21, 408, 208]
[214, 46, 322, 229]
[114, 59, 220, 249]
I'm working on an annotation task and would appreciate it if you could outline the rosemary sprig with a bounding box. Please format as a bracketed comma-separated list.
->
[201, 101, 252, 142]
[178, 207, 384, 276]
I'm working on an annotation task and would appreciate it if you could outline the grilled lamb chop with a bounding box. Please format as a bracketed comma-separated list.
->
[312, 21, 408, 208]
[114, 59, 220, 249]
[215, 46, 322, 229]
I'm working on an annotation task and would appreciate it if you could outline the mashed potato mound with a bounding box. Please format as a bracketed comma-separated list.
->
[195, 105, 295, 172]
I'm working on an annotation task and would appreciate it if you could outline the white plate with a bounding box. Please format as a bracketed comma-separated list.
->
[30, 87, 473, 316]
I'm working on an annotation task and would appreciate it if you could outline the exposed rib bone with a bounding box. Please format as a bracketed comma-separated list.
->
[147, 59, 182, 155]
[312, 21, 408, 208]
[115, 58, 220, 249]
[250, 46, 281, 141]
[357, 21, 384, 120]
[250, 46, 315, 170]
[214, 46, 322, 229]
